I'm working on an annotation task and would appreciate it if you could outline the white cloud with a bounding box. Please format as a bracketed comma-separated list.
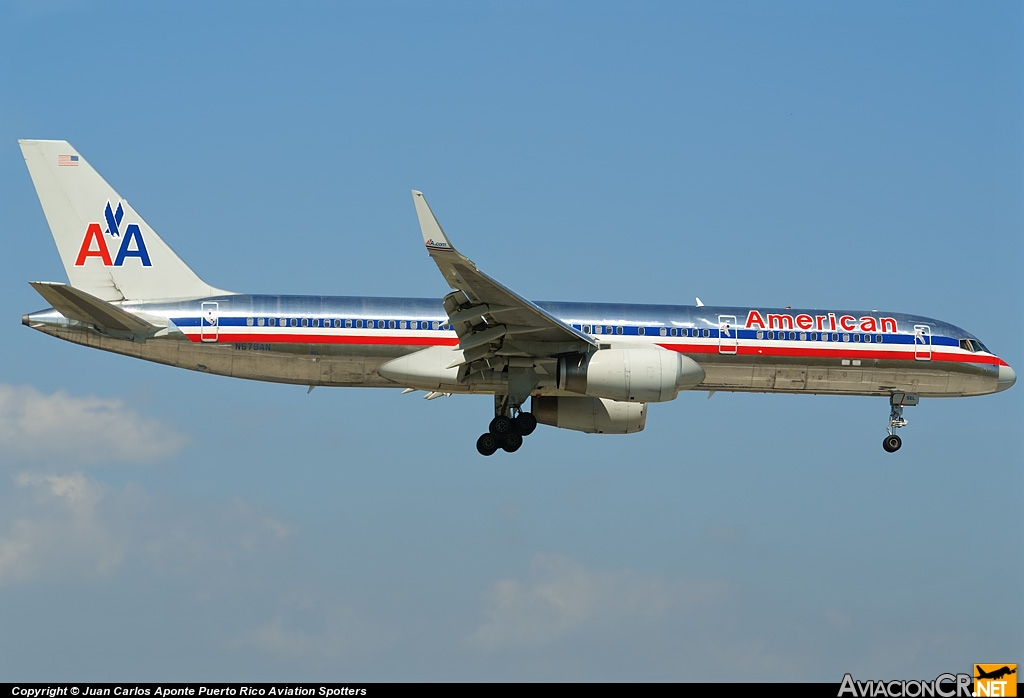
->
[0, 472, 136, 585]
[472, 553, 730, 649]
[237, 594, 395, 661]
[0, 470, 295, 587]
[0, 383, 187, 467]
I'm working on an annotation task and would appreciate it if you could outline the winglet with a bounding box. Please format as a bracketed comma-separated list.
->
[411, 190, 455, 252]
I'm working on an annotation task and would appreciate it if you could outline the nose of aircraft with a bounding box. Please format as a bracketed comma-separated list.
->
[997, 364, 1016, 392]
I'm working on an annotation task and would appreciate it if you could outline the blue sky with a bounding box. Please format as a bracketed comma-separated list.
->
[0, 0, 1020, 682]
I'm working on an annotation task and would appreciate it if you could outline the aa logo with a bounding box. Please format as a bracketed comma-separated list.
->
[975, 664, 1017, 697]
[74, 201, 152, 267]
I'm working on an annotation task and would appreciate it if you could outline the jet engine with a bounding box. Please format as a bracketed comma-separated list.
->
[532, 396, 646, 434]
[557, 347, 704, 402]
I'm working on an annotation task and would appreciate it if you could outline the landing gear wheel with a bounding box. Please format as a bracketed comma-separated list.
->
[514, 412, 537, 436]
[489, 415, 513, 436]
[476, 433, 499, 456]
[882, 434, 902, 453]
[501, 432, 524, 453]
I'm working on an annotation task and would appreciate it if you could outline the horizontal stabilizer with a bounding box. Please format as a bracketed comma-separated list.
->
[29, 282, 159, 336]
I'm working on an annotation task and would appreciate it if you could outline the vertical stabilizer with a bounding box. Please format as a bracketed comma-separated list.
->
[19, 139, 229, 301]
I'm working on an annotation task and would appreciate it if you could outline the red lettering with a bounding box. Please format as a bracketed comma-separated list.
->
[796, 314, 813, 330]
[840, 315, 857, 331]
[828, 313, 836, 330]
[815, 315, 827, 330]
[880, 317, 897, 333]
[767, 313, 794, 330]
[74, 223, 112, 266]
[859, 317, 878, 333]
[745, 310, 765, 329]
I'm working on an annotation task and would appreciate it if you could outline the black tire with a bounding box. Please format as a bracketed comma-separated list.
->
[477, 433, 499, 456]
[514, 412, 538, 436]
[489, 415, 513, 436]
[501, 432, 524, 453]
[882, 434, 902, 453]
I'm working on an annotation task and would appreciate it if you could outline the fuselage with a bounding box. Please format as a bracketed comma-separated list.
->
[23, 294, 1014, 399]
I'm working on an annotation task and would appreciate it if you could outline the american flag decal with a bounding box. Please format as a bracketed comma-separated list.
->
[58, 154, 79, 167]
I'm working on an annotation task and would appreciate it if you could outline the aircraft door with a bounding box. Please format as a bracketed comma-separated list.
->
[201, 301, 219, 343]
[718, 315, 738, 355]
[913, 324, 931, 361]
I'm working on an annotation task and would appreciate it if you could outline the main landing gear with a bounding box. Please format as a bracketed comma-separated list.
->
[476, 396, 537, 456]
[882, 392, 918, 453]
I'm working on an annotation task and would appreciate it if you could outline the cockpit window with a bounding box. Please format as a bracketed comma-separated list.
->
[960, 339, 992, 354]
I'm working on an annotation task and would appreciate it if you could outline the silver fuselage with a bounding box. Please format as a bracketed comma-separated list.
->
[23, 294, 1011, 399]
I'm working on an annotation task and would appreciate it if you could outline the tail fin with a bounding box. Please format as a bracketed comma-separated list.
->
[19, 139, 229, 302]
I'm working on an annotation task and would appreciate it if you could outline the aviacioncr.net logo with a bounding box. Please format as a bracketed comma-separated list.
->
[74, 201, 152, 267]
[838, 673, 973, 698]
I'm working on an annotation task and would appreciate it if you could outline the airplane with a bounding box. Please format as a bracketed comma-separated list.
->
[975, 666, 1016, 681]
[17, 139, 1016, 456]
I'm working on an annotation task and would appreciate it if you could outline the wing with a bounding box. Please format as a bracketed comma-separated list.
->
[411, 191, 595, 381]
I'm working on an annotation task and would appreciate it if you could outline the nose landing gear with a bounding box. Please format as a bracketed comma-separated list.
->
[882, 433, 902, 453]
[882, 392, 918, 453]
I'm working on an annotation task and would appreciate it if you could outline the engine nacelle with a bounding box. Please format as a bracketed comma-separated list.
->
[532, 396, 646, 434]
[558, 347, 704, 402]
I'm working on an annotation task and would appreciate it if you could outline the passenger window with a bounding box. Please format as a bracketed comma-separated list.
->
[841, 333, 849, 342]
[388, 320, 396, 329]
[853, 333, 860, 342]
[343, 319, 350, 328]
[638, 327, 645, 336]
[257, 317, 265, 327]
[659, 328, 666, 336]
[433, 321, 440, 330]
[246, 317, 253, 326]
[583, 325, 591, 333]
[670, 328, 678, 337]
[703, 329, 710, 338]
[832, 333, 839, 341]
[755, 330, 763, 340]
[291, 318, 299, 327]
[301, 318, 308, 327]
[875, 335, 882, 343]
